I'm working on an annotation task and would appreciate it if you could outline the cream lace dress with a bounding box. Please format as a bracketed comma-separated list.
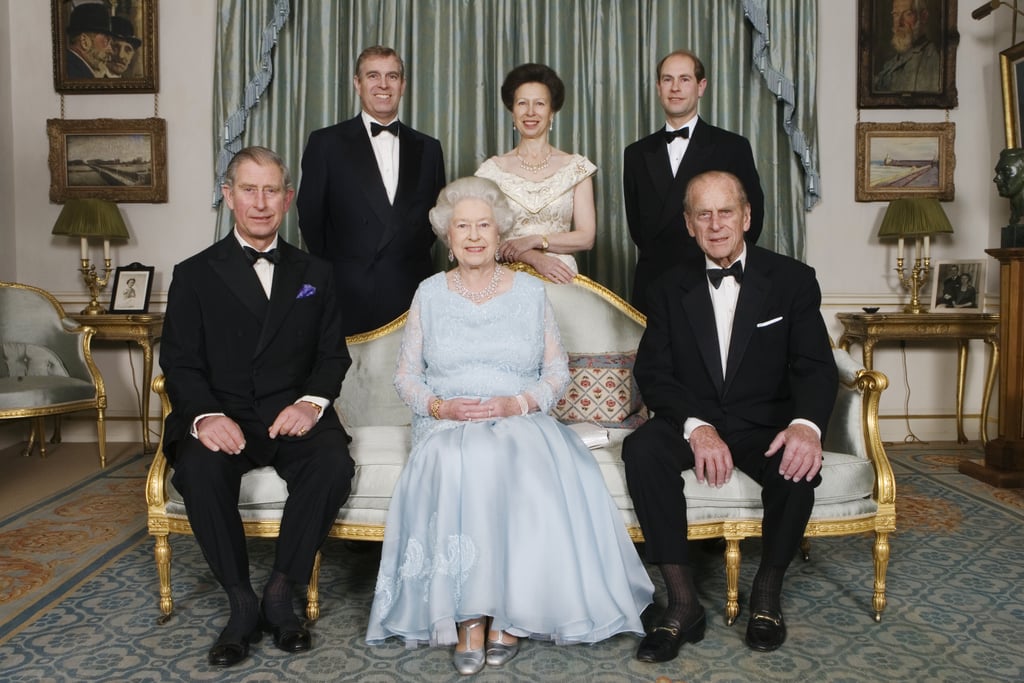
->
[475, 154, 597, 274]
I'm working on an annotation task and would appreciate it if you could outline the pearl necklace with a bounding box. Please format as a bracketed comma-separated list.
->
[452, 265, 504, 303]
[517, 147, 552, 172]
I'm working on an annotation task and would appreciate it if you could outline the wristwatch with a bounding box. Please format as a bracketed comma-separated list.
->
[540, 235, 549, 251]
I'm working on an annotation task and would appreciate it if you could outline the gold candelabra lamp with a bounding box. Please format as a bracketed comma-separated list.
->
[51, 199, 130, 315]
[877, 198, 954, 314]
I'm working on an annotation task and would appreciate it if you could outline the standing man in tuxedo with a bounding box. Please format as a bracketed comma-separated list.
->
[297, 45, 446, 337]
[161, 146, 354, 667]
[623, 49, 764, 314]
[622, 171, 837, 661]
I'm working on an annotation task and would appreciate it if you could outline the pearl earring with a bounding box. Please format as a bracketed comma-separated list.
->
[448, 248, 454, 263]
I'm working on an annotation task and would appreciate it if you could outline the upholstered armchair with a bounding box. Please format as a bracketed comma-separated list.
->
[0, 281, 107, 466]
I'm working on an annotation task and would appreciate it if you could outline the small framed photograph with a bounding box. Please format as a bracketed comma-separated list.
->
[930, 259, 985, 313]
[109, 262, 154, 313]
[1000, 41, 1024, 147]
[47, 117, 168, 203]
[855, 121, 955, 202]
[52, 0, 158, 93]
[857, 0, 958, 108]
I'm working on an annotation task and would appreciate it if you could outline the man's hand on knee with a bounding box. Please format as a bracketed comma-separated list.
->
[196, 415, 246, 454]
[765, 423, 822, 482]
[690, 425, 733, 487]
[269, 402, 319, 439]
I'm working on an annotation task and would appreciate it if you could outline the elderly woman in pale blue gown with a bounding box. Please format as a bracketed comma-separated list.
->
[475, 63, 596, 284]
[365, 177, 653, 675]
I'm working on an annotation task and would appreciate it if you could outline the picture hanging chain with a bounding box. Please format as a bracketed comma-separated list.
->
[153, 93, 158, 118]
[60, 94, 65, 120]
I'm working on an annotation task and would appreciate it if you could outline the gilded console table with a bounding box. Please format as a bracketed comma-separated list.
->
[71, 313, 163, 452]
[836, 312, 999, 444]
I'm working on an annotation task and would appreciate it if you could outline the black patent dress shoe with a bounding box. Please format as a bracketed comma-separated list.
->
[636, 606, 707, 663]
[745, 609, 787, 652]
[207, 626, 262, 667]
[260, 608, 312, 653]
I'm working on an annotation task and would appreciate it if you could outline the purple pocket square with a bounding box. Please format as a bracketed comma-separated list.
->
[296, 284, 317, 299]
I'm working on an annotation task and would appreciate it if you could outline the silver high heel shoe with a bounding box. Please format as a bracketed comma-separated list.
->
[485, 629, 520, 667]
[453, 619, 486, 675]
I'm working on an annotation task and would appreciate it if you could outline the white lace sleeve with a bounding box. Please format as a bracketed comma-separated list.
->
[393, 289, 434, 416]
[523, 296, 570, 413]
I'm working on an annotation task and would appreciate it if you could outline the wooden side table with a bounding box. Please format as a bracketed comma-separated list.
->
[836, 312, 1000, 444]
[72, 313, 164, 452]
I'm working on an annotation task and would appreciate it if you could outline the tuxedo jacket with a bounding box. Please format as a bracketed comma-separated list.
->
[623, 117, 765, 314]
[296, 116, 446, 336]
[634, 245, 837, 440]
[160, 235, 351, 460]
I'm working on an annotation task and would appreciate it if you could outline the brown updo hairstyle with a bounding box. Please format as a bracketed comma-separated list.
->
[500, 63, 566, 112]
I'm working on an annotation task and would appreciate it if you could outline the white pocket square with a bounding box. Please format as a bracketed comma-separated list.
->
[756, 316, 783, 328]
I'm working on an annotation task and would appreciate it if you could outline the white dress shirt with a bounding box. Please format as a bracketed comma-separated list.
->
[362, 111, 400, 203]
[666, 114, 699, 177]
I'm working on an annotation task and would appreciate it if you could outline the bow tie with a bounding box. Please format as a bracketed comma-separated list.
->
[370, 121, 399, 137]
[664, 127, 690, 143]
[243, 246, 281, 265]
[707, 261, 743, 288]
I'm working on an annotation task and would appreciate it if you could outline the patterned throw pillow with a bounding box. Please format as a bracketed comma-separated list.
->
[552, 352, 648, 429]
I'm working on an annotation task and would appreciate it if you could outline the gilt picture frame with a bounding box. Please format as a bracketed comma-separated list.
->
[109, 262, 155, 313]
[52, 0, 158, 93]
[855, 121, 955, 202]
[47, 118, 168, 203]
[857, 0, 958, 108]
[1000, 41, 1024, 148]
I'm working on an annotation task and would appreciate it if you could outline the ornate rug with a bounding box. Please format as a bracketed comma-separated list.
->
[1, 444, 1022, 682]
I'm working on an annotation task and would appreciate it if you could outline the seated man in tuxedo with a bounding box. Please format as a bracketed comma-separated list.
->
[622, 171, 837, 661]
[160, 146, 354, 667]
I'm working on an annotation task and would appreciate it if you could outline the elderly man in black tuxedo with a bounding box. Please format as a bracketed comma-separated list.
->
[622, 171, 837, 661]
[297, 45, 446, 337]
[623, 49, 764, 314]
[161, 146, 354, 667]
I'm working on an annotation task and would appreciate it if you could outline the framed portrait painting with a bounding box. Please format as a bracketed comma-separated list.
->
[929, 259, 985, 313]
[855, 121, 955, 202]
[52, 0, 158, 93]
[857, 0, 958, 108]
[1000, 42, 1024, 147]
[109, 262, 155, 313]
[47, 118, 168, 203]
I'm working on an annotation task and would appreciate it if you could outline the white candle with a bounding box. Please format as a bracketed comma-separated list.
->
[924, 235, 930, 260]
[914, 237, 920, 264]
[897, 237, 904, 260]
[80, 237, 88, 261]
[103, 239, 110, 261]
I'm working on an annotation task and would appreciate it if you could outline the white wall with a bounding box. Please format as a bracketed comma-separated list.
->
[0, 2, 1010, 445]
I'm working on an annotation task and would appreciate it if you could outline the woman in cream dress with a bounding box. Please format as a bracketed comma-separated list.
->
[475, 63, 596, 284]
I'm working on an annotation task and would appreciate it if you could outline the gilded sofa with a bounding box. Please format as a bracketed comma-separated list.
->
[146, 271, 895, 624]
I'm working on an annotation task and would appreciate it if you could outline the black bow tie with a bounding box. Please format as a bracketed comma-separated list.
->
[243, 246, 280, 265]
[707, 261, 743, 288]
[664, 127, 690, 143]
[371, 121, 399, 137]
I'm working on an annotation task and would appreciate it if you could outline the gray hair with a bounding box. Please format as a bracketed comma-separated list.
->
[223, 146, 293, 191]
[428, 177, 515, 246]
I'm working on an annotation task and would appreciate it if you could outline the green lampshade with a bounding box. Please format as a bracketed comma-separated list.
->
[877, 198, 954, 239]
[51, 199, 130, 239]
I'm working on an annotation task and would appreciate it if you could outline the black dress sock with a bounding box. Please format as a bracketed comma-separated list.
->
[659, 563, 702, 626]
[223, 583, 259, 640]
[261, 569, 301, 628]
[750, 564, 786, 615]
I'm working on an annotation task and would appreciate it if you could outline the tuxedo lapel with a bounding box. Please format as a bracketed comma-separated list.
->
[723, 255, 769, 393]
[343, 118, 394, 230]
[680, 272, 725, 391]
[377, 125, 425, 252]
[209, 237, 268, 323]
[255, 244, 308, 357]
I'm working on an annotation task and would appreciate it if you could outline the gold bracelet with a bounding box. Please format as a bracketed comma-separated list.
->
[540, 235, 549, 251]
[429, 397, 443, 420]
[302, 400, 323, 417]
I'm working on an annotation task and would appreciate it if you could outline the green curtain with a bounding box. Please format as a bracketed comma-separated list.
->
[213, 0, 818, 300]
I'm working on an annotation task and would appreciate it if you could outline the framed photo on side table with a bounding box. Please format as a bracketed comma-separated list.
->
[930, 259, 985, 313]
[47, 118, 168, 203]
[109, 263, 155, 313]
[857, 0, 958, 108]
[855, 121, 955, 202]
[52, 0, 158, 93]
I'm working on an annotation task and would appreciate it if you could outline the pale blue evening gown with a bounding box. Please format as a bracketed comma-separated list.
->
[366, 272, 653, 647]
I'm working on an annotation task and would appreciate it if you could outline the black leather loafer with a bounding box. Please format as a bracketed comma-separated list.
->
[636, 606, 707, 663]
[207, 626, 262, 667]
[745, 609, 786, 652]
[260, 603, 312, 653]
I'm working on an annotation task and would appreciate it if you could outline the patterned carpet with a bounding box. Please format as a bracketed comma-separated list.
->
[1, 444, 1022, 682]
